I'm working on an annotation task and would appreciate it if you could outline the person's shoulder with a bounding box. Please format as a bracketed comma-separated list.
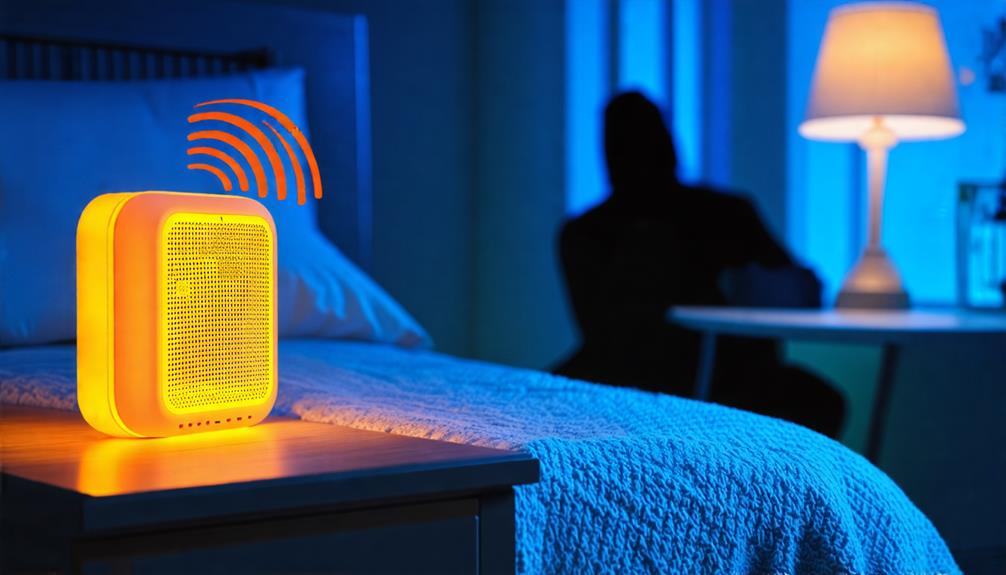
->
[559, 200, 619, 252]
[682, 184, 758, 214]
[562, 199, 617, 232]
[684, 183, 750, 203]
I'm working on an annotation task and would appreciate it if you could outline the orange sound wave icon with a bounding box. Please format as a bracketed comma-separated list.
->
[186, 99, 322, 205]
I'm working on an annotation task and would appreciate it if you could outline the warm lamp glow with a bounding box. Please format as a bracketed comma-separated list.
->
[799, 2, 964, 142]
[800, 114, 963, 142]
[798, 2, 964, 309]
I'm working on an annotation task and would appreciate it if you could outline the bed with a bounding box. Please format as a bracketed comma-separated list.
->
[1, 341, 958, 573]
[0, 4, 960, 574]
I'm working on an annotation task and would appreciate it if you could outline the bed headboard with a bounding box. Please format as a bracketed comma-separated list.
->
[0, 0, 373, 269]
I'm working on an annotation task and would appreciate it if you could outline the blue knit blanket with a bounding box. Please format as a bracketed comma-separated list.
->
[1, 341, 958, 574]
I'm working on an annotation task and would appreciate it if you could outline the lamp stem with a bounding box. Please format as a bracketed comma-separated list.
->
[834, 117, 909, 309]
[860, 118, 897, 250]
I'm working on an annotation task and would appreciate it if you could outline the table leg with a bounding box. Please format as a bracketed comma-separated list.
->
[694, 332, 717, 401]
[865, 343, 900, 464]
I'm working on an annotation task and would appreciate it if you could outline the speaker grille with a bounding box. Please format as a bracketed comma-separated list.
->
[161, 213, 274, 413]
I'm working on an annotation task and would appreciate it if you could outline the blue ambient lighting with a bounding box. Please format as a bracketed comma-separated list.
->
[672, 0, 701, 184]
[617, 0, 667, 104]
[565, 0, 611, 216]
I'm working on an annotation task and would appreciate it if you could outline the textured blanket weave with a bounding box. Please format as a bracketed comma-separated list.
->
[1, 341, 958, 574]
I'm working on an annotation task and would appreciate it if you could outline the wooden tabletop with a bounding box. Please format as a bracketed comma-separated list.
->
[0, 406, 538, 533]
[668, 306, 1006, 344]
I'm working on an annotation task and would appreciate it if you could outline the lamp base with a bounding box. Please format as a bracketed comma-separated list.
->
[835, 247, 910, 309]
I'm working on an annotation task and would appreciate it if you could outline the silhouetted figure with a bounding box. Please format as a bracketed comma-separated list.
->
[555, 92, 845, 438]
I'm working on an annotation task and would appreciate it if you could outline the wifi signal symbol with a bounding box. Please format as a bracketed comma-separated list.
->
[186, 99, 322, 205]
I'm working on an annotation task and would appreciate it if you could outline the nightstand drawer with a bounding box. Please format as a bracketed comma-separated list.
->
[80, 500, 479, 574]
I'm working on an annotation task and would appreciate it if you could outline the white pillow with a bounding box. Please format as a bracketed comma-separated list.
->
[0, 69, 430, 348]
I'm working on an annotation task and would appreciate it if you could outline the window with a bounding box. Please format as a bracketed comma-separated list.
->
[565, 0, 700, 216]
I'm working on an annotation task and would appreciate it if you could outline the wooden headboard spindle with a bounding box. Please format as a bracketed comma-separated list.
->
[0, 34, 271, 81]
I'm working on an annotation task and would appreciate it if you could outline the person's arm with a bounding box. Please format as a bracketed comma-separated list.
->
[734, 195, 793, 268]
[721, 195, 822, 308]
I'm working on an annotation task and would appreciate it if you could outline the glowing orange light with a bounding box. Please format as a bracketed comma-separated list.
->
[195, 98, 323, 203]
[188, 130, 268, 198]
[263, 120, 306, 205]
[188, 111, 288, 201]
[187, 146, 250, 192]
[187, 163, 233, 191]
[77, 191, 278, 438]
[77, 424, 286, 495]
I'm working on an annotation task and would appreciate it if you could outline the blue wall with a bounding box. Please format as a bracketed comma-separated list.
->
[252, 0, 479, 357]
[471, 0, 575, 368]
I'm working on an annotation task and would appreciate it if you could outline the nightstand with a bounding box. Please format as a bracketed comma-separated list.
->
[0, 406, 539, 574]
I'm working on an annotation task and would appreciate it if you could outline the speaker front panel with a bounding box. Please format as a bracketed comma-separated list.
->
[160, 212, 276, 415]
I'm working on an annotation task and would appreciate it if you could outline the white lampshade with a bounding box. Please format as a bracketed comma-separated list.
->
[799, 2, 964, 142]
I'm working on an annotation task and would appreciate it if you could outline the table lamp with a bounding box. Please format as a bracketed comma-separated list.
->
[800, 2, 965, 308]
